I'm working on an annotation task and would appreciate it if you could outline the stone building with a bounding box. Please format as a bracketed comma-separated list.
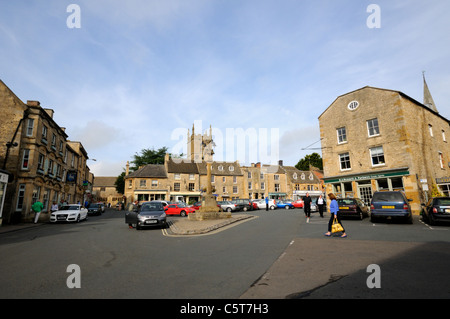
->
[92, 176, 124, 207]
[123, 124, 323, 204]
[0, 80, 93, 224]
[319, 81, 450, 214]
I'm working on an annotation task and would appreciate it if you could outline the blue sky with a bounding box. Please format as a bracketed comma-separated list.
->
[1, 0, 449, 176]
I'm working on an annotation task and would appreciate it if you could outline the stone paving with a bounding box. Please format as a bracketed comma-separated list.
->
[166, 214, 256, 235]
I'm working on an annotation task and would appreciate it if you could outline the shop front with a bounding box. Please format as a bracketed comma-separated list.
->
[436, 177, 450, 196]
[268, 192, 287, 200]
[324, 168, 411, 206]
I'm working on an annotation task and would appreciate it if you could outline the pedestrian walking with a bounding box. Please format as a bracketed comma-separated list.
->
[31, 200, 44, 224]
[303, 192, 312, 223]
[317, 194, 324, 218]
[325, 193, 347, 238]
[265, 196, 269, 211]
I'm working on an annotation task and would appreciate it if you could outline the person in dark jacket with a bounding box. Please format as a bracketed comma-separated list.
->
[303, 192, 312, 223]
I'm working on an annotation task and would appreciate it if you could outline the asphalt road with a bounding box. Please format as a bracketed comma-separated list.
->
[0, 208, 449, 299]
[0, 208, 302, 298]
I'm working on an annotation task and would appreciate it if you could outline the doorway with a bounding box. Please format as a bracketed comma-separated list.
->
[358, 185, 373, 205]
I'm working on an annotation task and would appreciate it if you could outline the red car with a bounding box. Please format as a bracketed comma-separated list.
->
[164, 203, 196, 217]
[292, 200, 304, 208]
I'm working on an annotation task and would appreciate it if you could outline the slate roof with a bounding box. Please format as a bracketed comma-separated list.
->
[196, 161, 243, 176]
[126, 164, 168, 178]
[283, 166, 321, 184]
[166, 159, 199, 174]
[93, 176, 117, 187]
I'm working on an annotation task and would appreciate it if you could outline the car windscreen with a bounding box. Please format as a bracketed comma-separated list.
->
[141, 203, 164, 211]
[59, 206, 80, 210]
[436, 199, 450, 206]
[372, 192, 404, 202]
[90, 204, 99, 208]
[337, 199, 355, 205]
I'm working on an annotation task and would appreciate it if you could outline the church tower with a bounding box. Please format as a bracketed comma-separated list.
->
[187, 123, 215, 163]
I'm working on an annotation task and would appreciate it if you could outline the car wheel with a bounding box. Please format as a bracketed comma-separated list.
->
[285, 205, 290, 210]
[270, 206, 275, 210]
[227, 207, 232, 212]
[180, 211, 187, 217]
[76, 215, 80, 223]
[243, 206, 248, 211]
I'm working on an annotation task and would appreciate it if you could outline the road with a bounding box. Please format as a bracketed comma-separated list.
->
[0, 208, 449, 299]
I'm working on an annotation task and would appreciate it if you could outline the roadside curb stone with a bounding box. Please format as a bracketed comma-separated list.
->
[168, 214, 255, 235]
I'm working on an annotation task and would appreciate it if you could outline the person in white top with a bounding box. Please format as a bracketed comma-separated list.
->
[317, 194, 325, 218]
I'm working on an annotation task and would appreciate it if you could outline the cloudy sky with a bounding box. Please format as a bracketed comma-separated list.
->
[1, 0, 449, 176]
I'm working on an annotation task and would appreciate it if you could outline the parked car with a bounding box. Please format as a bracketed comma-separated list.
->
[125, 201, 167, 229]
[421, 197, 450, 225]
[337, 198, 369, 219]
[191, 202, 202, 210]
[151, 200, 169, 207]
[292, 199, 304, 208]
[217, 201, 238, 212]
[276, 200, 294, 210]
[87, 203, 103, 216]
[231, 199, 253, 211]
[164, 203, 196, 217]
[50, 204, 88, 223]
[252, 199, 277, 210]
[370, 191, 413, 223]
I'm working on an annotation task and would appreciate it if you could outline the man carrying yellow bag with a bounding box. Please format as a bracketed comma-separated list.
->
[324, 193, 347, 238]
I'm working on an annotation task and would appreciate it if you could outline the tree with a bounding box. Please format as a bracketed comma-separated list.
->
[130, 146, 169, 171]
[115, 146, 184, 194]
[295, 153, 323, 171]
[115, 172, 126, 194]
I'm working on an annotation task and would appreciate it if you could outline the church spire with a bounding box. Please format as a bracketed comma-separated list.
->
[423, 72, 438, 113]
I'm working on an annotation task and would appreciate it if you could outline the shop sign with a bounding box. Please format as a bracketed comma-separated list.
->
[0, 172, 8, 184]
[436, 176, 450, 184]
[325, 170, 409, 184]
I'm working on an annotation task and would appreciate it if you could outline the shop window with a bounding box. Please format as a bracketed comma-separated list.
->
[377, 179, 389, 190]
[391, 177, 404, 191]
[343, 182, 353, 198]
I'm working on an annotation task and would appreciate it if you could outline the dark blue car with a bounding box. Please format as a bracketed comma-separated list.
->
[370, 191, 413, 224]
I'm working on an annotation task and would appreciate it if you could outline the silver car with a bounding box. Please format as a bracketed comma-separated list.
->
[217, 201, 238, 212]
[125, 202, 167, 230]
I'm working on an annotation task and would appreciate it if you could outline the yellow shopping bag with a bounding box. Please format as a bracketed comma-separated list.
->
[331, 217, 344, 233]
